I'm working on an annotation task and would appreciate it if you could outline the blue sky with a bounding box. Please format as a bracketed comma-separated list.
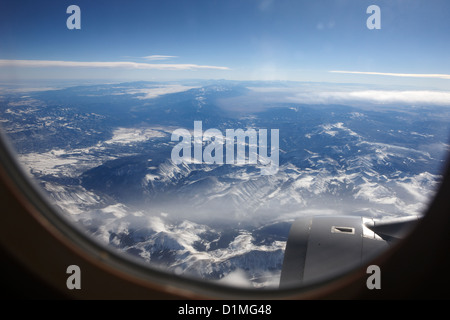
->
[0, 0, 450, 87]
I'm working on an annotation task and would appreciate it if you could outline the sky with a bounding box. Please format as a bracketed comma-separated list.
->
[0, 0, 450, 88]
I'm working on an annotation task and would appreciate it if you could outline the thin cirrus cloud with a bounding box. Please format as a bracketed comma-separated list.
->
[142, 55, 179, 61]
[0, 59, 230, 71]
[330, 70, 450, 80]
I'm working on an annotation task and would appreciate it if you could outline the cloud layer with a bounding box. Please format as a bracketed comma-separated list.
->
[330, 70, 450, 80]
[247, 86, 450, 107]
[301, 90, 450, 106]
[0, 59, 229, 71]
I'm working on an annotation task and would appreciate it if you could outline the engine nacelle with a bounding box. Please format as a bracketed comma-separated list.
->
[279, 215, 419, 288]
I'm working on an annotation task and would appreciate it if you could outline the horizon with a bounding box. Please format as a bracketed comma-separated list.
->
[2, 78, 450, 109]
[0, 1, 450, 90]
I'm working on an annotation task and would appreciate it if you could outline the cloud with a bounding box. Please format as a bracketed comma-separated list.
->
[330, 70, 450, 80]
[0, 59, 230, 71]
[247, 86, 450, 106]
[127, 85, 200, 99]
[142, 55, 178, 61]
[308, 90, 450, 106]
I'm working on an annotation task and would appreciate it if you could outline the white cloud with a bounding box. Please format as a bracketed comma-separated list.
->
[0, 59, 229, 71]
[127, 85, 199, 99]
[330, 70, 450, 80]
[247, 86, 450, 106]
[142, 55, 178, 61]
[316, 90, 450, 106]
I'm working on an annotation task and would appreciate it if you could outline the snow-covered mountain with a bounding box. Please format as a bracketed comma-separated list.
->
[1, 80, 449, 288]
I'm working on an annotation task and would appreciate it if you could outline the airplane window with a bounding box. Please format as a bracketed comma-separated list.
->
[0, 0, 449, 292]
